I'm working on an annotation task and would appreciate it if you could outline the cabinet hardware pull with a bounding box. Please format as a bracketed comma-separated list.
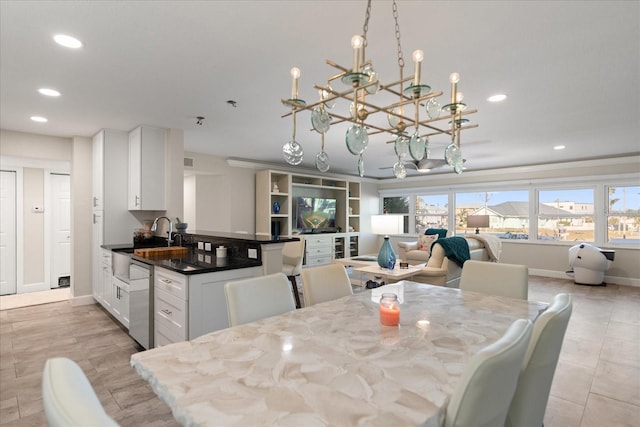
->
[135, 195, 140, 206]
[93, 196, 98, 207]
[162, 309, 172, 316]
[160, 278, 173, 285]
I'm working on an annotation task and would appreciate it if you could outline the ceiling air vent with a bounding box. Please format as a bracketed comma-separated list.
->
[184, 157, 194, 167]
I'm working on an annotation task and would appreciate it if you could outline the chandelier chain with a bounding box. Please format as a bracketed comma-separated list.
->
[362, 0, 371, 47]
[392, 0, 404, 69]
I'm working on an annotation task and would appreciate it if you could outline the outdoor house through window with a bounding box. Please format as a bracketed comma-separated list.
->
[415, 194, 448, 234]
[379, 177, 639, 247]
[455, 191, 529, 237]
[538, 188, 595, 242]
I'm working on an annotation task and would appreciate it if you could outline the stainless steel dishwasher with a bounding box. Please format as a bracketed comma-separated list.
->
[129, 260, 153, 350]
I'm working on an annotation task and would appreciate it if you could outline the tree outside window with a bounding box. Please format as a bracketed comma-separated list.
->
[383, 196, 409, 233]
[607, 185, 640, 244]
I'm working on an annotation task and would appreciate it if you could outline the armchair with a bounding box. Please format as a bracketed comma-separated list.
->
[399, 235, 500, 287]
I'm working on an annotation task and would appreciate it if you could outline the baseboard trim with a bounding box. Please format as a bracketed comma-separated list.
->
[530, 268, 640, 287]
[71, 294, 96, 307]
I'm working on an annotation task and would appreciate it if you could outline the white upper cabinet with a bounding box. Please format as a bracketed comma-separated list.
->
[128, 125, 167, 210]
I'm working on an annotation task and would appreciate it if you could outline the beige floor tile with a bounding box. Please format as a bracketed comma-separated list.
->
[544, 395, 584, 427]
[599, 336, 640, 368]
[606, 320, 640, 342]
[550, 360, 595, 406]
[559, 335, 604, 369]
[580, 393, 640, 427]
[591, 360, 640, 406]
[0, 397, 19, 425]
[16, 396, 43, 418]
[610, 305, 640, 326]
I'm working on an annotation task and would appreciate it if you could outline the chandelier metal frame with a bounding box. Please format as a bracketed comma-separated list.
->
[281, 0, 478, 178]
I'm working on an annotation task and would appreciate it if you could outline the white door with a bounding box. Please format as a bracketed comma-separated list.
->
[50, 174, 71, 288]
[0, 170, 17, 295]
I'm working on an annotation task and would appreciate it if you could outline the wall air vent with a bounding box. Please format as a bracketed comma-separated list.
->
[184, 157, 194, 167]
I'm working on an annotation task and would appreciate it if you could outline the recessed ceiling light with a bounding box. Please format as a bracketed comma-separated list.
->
[487, 94, 507, 103]
[53, 34, 83, 49]
[31, 116, 48, 123]
[38, 88, 61, 97]
[554, 145, 566, 150]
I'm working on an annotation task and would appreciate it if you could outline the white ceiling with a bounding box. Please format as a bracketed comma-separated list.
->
[1, 1, 638, 179]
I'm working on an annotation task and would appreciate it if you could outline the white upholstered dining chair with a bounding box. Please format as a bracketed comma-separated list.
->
[42, 357, 119, 427]
[506, 293, 573, 427]
[282, 239, 305, 308]
[224, 272, 296, 326]
[300, 263, 353, 306]
[444, 318, 533, 427]
[459, 260, 529, 299]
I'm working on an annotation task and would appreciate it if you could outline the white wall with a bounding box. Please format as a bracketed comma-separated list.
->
[71, 136, 93, 301]
[22, 168, 44, 285]
[0, 129, 71, 160]
[183, 152, 256, 233]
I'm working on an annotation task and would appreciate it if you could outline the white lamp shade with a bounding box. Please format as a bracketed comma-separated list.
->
[371, 215, 404, 235]
[467, 215, 490, 228]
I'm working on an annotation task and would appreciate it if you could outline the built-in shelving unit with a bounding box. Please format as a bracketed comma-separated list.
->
[255, 170, 360, 264]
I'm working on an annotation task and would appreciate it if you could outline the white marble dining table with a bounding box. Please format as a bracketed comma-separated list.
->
[131, 281, 547, 427]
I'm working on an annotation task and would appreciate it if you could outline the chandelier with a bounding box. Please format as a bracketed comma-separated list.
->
[281, 0, 477, 179]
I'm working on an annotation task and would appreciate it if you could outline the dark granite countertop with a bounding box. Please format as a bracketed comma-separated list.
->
[132, 251, 262, 275]
[103, 244, 262, 275]
[102, 230, 298, 275]
[183, 230, 299, 244]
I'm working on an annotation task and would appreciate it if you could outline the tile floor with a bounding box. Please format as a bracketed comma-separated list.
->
[1, 276, 639, 426]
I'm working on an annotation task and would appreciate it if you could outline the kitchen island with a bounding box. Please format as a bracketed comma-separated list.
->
[100, 231, 300, 348]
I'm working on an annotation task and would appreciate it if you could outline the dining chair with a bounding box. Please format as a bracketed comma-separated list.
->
[300, 263, 353, 306]
[224, 272, 296, 326]
[459, 260, 529, 299]
[444, 318, 533, 427]
[42, 357, 119, 427]
[281, 239, 305, 308]
[506, 293, 573, 427]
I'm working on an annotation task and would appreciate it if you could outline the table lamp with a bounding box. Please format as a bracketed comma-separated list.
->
[371, 214, 404, 269]
[467, 215, 490, 234]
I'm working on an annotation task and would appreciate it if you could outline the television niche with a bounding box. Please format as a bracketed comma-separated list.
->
[294, 196, 336, 234]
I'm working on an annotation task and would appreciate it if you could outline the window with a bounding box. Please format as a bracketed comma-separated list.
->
[538, 188, 594, 242]
[414, 194, 448, 234]
[607, 185, 640, 244]
[382, 196, 409, 233]
[455, 190, 529, 238]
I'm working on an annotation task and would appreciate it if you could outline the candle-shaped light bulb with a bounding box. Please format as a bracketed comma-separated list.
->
[456, 92, 464, 103]
[290, 67, 300, 99]
[449, 72, 460, 104]
[351, 35, 364, 72]
[412, 49, 424, 86]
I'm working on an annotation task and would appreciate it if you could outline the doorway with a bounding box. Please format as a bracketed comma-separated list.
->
[47, 173, 71, 289]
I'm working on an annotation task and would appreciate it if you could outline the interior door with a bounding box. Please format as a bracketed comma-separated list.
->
[50, 173, 71, 288]
[0, 170, 17, 295]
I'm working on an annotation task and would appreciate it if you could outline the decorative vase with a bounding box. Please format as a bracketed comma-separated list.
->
[377, 236, 396, 269]
[272, 201, 280, 214]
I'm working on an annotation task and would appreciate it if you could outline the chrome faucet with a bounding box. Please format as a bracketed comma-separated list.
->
[151, 216, 173, 246]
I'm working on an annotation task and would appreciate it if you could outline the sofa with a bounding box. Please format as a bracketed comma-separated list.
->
[397, 234, 501, 288]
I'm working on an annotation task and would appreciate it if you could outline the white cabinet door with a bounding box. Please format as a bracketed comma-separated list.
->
[128, 127, 142, 210]
[92, 211, 104, 302]
[111, 276, 130, 329]
[128, 126, 166, 210]
[92, 132, 104, 210]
